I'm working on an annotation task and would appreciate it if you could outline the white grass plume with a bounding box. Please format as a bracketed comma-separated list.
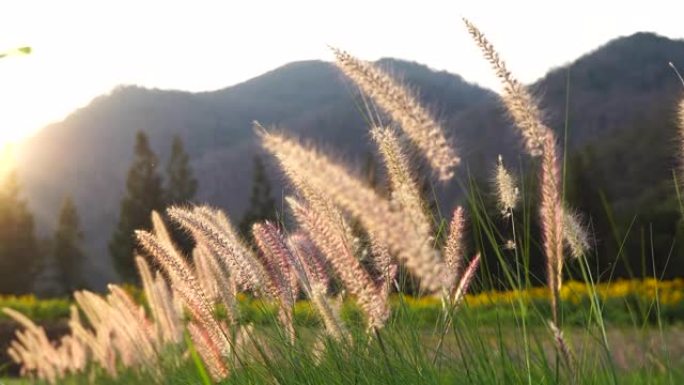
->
[495, 155, 518, 216]
[450, 253, 481, 306]
[371, 126, 432, 240]
[331, 47, 460, 181]
[135, 229, 232, 358]
[562, 210, 589, 259]
[539, 131, 565, 324]
[252, 221, 297, 342]
[463, 19, 547, 156]
[136, 256, 182, 344]
[287, 193, 389, 330]
[548, 320, 576, 372]
[444, 206, 466, 289]
[258, 127, 449, 292]
[188, 322, 229, 380]
[167, 206, 267, 292]
[193, 243, 240, 325]
[464, 19, 565, 324]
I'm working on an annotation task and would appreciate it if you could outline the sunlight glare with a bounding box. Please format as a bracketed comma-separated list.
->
[0, 144, 16, 177]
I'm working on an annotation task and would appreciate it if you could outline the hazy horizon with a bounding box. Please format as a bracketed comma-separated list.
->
[2, 0, 683, 144]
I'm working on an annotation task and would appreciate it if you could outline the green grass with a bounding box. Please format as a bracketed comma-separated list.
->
[21, 319, 680, 385]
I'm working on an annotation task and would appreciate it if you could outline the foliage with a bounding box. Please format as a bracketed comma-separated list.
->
[239, 155, 277, 237]
[109, 132, 166, 283]
[166, 135, 198, 205]
[0, 296, 70, 322]
[165, 134, 198, 255]
[0, 170, 41, 294]
[2, 278, 682, 326]
[53, 196, 85, 294]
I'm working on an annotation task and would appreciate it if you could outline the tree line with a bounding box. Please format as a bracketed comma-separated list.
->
[0, 132, 277, 295]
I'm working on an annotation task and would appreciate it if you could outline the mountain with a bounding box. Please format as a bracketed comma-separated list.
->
[15, 32, 684, 288]
[15, 58, 507, 287]
[471, 32, 684, 279]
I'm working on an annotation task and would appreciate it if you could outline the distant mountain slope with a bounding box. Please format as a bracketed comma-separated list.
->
[495, 32, 684, 278]
[16, 32, 684, 286]
[16, 58, 503, 286]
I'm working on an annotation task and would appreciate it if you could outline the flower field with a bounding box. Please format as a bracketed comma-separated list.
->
[3, 278, 682, 327]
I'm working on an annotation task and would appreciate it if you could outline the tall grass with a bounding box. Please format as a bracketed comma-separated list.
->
[2, 20, 684, 385]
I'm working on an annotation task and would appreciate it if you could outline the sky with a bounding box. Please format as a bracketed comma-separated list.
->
[0, 0, 683, 146]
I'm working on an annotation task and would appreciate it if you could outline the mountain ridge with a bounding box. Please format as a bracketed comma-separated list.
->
[15, 31, 684, 286]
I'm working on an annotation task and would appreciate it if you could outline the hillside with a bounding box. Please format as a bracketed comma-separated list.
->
[15, 59, 506, 286]
[14, 32, 684, 287]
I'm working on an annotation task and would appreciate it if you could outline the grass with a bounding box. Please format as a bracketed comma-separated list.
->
[3, 18, 684, 385]
[4, 277, 682, 327]
[3, 313, 682, 384]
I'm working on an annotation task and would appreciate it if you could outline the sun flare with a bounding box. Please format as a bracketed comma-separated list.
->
[0, 130, 27, 146]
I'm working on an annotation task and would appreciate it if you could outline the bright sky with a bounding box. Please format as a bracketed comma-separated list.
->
[1, 0, 683, 147]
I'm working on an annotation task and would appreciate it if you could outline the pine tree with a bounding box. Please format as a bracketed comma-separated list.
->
[0, 170, 41, 294]
[239, 155, 277, 236]
[166, 135, 198, 254]
[110, 131, 165, 282]
[166, 135, 198, 204]
[53, 196, 85, 293]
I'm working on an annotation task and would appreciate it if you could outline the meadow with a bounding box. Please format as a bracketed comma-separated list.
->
[2, 19, 684, 384]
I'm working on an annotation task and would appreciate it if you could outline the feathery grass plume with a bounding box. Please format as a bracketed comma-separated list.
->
[72, 291, 118, 367]
[5, 304, 104, 383]
[331, 47, 460, 181]
[74, 287, 156, 370]
[147, 211, 195, 288]
[310, 282, 350, 342]
[193, 243, 240, 326]
[56, 334, 87, 375]
[287, 194, 390, 330]
[106, 285, 159, 368]
[258, 127, 448, 292]
[371, 126, 432, 239]
[194, 205, 257, 268]
[539, 131, 565, 324]
[444, 206, 466, 288]
[168, 205, 266, 292]
[70, 293, 117, 375]
[562, 210, 589, 259]
[495, 155, 518, 216]
[287, 232, 330, 290]
[463, 19, 547, 156]
[252, 222, 297, 342]
[3, 308, 63, 383]
[369, 237, 397, 298]
[135, 230, 232, 358]
[151, 210, 175, 246]
[136, 256, 182, 344]
[253, 221, 299, 297]
[450, 253, 481, 306]
[548, 320, 576, 372]
[464, 19, 566, 323]
[193, 246, 220, 302]
[286, 232, 349, 342]
[188, 321, 230, 381]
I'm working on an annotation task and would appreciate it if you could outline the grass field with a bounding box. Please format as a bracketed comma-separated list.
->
[2, 18, 684, 385]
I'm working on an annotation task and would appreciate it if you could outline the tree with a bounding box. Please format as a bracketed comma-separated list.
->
[0, 170, 41, 294]
[166, 135, 198, 254]
[54, 196, 85, 293]
[166, 135, 198, 204]
[110, 131, 165, 282]
[239, 156, 277, 236]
